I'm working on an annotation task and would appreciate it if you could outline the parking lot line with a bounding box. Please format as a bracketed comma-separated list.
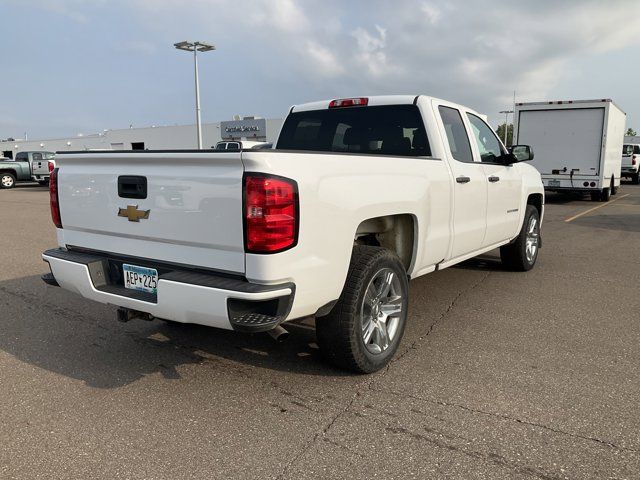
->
[564, 194, 630, 223]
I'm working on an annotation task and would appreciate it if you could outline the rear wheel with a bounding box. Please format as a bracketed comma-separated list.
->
[316, 246, 409, 374]
[0, 173, 15, 189]
[610, 176, 617, 195]
[600, 185, 611, 202]
[38, 180, 49, 187]
[633, 173, 640, 185]
[500, 205, 540, 271]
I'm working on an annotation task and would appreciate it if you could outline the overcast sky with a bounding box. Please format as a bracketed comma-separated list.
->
[1, 0, 639, 139]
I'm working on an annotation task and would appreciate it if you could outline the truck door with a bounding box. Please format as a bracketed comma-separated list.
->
[466, 113, 522, 245]
[436, 105, 487, 259]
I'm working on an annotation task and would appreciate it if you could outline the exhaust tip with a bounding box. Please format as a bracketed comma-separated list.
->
[267, 325, 289, 343]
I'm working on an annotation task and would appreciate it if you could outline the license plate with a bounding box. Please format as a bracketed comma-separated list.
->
[547, 179, 561, 187]
[123, 264, 158, 294]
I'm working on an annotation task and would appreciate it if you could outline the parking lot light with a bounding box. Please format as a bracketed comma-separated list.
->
[499, 109, 513, 146]
[174, 41, 216, 149]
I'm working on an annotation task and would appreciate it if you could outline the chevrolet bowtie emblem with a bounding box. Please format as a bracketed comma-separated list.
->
[118, 205, 150, 222]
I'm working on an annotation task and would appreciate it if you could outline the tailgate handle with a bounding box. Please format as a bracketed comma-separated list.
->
[118, 176, 147, 199]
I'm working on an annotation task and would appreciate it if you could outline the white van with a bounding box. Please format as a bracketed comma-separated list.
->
[514, 99, 626, 201]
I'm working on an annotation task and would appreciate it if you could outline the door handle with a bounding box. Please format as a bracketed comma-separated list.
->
[488, 176, 500, 183]
[456, 176, 471, 184]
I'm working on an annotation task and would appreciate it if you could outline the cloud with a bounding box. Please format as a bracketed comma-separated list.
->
[5, 0, 640, 135]
[351, 25, 389, 77]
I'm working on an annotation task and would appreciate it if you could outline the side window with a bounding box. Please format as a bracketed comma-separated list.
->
[15, 153, 27, 162]
[635, 146, 640, 155]
[467, 114, 504, 163]
[32, 153, 43, 161]
[438, 106, 473, 163]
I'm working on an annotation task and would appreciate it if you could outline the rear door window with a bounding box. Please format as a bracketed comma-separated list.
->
[635, 145, 640, 155]
[438, 106, 473, 163]
[277, 105, 431, 157]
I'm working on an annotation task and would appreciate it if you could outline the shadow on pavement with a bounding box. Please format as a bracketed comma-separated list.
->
[544, 191, 592, 204]
[0, 275, 350, 389]
[454, 253, 506, 271]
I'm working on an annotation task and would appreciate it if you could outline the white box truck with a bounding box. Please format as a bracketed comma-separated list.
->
[514, 99, 626, 201]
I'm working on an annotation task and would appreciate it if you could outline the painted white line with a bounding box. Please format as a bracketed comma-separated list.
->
[564, 194, 630, 223]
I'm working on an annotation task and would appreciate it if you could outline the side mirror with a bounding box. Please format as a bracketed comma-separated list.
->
[509, 145, 534, 162]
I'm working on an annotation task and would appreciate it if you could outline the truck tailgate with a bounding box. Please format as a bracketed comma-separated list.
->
[56, 152, 245, 274]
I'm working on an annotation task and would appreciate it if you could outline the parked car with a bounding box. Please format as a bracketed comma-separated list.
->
[214, 140, 271, 150]
[42, 95, 543, 373]
[621, 144, 640, 184]
[514, 99, 625, 201]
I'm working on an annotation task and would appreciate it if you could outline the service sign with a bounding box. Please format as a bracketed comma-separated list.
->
[220, 119, 267, 140]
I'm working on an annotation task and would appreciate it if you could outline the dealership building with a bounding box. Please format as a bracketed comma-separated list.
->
[0, 117, 284, 158]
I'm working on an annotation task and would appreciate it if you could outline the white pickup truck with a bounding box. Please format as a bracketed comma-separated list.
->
[42, 95, 544, 373]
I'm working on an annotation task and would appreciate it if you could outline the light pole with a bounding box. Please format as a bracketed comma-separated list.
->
[499, 110, 513, 146]
[174, 41, 215, 149]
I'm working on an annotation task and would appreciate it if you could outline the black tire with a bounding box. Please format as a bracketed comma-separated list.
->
[600, 186, 611, 202]
[38, 180, 49, 187]
[500, 205, 540, 272]
[316, 245, 409, 374]
[610, 177, 617, 196]
[633, 173, 640, 185]
[0, 173, 16, 189]
[590, 190, 601, 201]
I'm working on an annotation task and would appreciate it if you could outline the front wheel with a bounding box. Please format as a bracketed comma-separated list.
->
[610, 177, 617, 196]
[316, 246, 409, 374]
[0, 173, 16, 189]
[500, 205, 541, 271]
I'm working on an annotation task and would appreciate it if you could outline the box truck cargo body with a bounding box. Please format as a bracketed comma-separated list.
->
[514, 99, 626, 200]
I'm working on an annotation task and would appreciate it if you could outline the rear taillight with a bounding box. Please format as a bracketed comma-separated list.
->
[50, 168, 62, 228]
[244, 174, 297, 253]
[48, 161, 55, 173]
[329, 97, 368, 108]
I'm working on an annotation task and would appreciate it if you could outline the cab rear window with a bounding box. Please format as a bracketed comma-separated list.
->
[276, 105, 431, 157]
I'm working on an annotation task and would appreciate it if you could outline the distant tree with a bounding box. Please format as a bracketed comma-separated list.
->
[626, 127, 637, 136]
[496, 123, 513, 147]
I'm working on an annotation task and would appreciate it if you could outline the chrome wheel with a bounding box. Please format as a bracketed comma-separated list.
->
[525, 216, 539, 263]
[1, 174, 14, 188]
[361, 268, 403, 354]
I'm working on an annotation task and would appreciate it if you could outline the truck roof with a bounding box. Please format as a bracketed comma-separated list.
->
[291, 95, 460, 113]
[516, 98, 626, 115]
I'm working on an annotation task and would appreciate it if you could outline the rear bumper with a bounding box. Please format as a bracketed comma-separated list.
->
[42, 248, 294, 332]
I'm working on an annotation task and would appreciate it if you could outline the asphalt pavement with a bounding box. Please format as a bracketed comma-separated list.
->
[1, 182, 639, 479]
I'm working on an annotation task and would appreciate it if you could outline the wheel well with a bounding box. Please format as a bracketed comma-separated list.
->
[527, 193, 543, 217]
[0, 169, 16, 176]
[354, 214, 415, 271]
